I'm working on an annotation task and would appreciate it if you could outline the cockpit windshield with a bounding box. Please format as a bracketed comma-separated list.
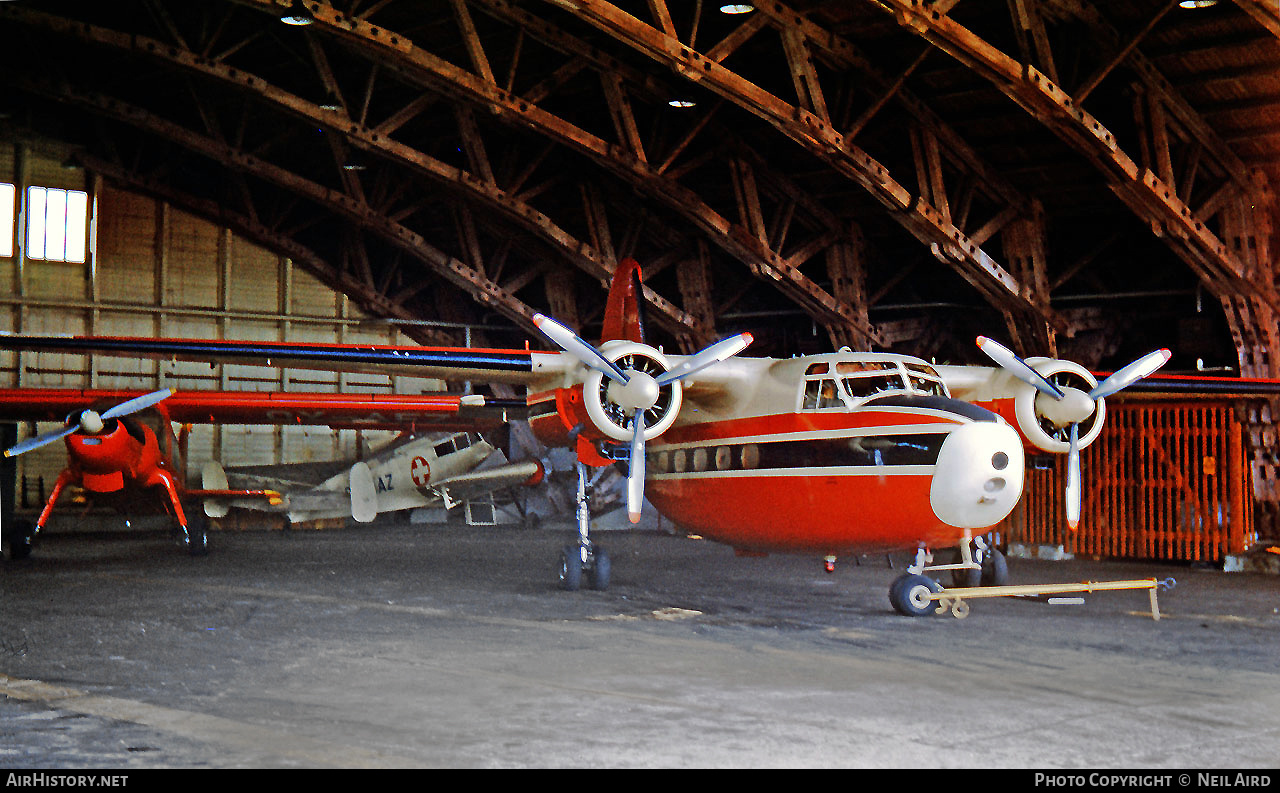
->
[800, 359, 948, 410]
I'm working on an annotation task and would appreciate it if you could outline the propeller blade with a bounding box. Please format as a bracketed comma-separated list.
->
[101, 388, 175, 419]
[533, 313, 629, 385]
[656, 332, 754, 386]
[1066, 423, 1081, 530]
[627, 412, 646, 524]
[1089, 349, 1172, 400]
[4, 425, 78, 458]
[975, 336, 1064, 399]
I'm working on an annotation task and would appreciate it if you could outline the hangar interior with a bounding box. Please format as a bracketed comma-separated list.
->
[1, 0, 1279, 558]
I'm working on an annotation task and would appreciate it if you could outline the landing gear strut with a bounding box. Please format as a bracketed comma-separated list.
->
[889, 547, 945, 616]
[888, 537, 1007, 616]
[558, 462, 611, 591]
[946, 535, 1009, 588]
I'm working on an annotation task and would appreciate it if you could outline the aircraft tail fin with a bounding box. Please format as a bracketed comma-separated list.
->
[599, 257, 646, 344]
[348, 461, 378, 523]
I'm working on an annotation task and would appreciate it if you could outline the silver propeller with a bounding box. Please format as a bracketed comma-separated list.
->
[627, 411, 647, 523]
[1066, 423, 1081, 529]
[976, 336, 1064, 398]
[535, 319, 752, 523]
[3, 388, 175, 458]
[656, 332, 753, 386]
[533, 314, 629, 385]
[101, 388, 176, 420]
[1089, 349, 1171, 400]
[977, 338, 1170, 529]
[4, 425, 80, 458]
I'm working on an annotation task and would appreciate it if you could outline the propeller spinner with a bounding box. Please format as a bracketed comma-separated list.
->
[976, 338, 1170, 529]
[3, 388, 175, 458]
[533, 313, 752, 523]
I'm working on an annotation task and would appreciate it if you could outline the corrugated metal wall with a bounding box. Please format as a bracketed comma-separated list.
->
[1009, 400, 1254, 562]
[1, 140, 441, 497]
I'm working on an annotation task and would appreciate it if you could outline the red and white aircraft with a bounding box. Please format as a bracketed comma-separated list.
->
[0, 260, 1170, 613]
[0, 388, 520, 559]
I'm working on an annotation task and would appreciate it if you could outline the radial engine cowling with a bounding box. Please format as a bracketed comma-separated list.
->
[1008, 357, 1106, 454]
[580, 341, 684, 443]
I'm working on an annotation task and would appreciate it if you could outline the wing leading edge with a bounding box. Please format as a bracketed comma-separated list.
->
[0, 388, 527, 431]
[0, 335, 567, 386]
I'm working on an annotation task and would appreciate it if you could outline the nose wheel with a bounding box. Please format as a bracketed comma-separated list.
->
[889, 573, 943, 617]
[888, 542, 1008, 617]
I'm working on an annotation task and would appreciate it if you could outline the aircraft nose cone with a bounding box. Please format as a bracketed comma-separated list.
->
[79, 410, 104, 435]
[610, 370, 660, 412]
[1035, 386, 1096, 427]
[929, 421, 1026, 529]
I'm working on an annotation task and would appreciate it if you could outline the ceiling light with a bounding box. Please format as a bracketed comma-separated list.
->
[719, 4, 755, 13]
[668, 99, 696, 108]
[280, 0, 314, 25]
[1177, 0, 1218, 8]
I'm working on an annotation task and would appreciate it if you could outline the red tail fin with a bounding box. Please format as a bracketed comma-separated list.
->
[599, 257, 646, 344]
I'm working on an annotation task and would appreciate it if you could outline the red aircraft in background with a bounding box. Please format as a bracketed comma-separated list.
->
[0, 388, 518, 559]
[0, 259, 1172, 615]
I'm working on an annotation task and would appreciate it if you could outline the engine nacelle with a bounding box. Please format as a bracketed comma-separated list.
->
[1009, 357, 1106, 454]
[581, 341, 683, 443]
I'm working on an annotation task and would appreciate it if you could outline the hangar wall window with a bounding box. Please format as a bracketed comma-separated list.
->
[0, 183, 13, 257]
[26, 186, 89, 263]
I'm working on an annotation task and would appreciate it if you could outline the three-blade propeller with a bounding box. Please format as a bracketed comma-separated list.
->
[976, 337, 1170, 529]
[534, 313, 752, 523]
[3, 388, 175, 458]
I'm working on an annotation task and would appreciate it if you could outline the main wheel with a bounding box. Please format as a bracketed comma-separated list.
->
[559, 546, 583, 591]
[3, 519, 34, 561]
[981, 547, 1009, 586]
[182, 512, 209, 557]
[889, 573, 942, 617]
[588, 547, 611, 591]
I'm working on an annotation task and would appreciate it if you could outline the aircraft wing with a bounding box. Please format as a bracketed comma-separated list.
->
[1104, 372, 1280, 397]
[0, 335, 572, 386]
[0, 388, 526, 431]
[431, 456, 545, 505]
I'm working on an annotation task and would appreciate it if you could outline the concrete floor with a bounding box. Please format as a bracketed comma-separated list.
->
[1, 515, 1278, 769]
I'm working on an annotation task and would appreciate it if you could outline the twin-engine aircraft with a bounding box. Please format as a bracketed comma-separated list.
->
[0, 259, 1170, 613]
[0, 388, 524, 559]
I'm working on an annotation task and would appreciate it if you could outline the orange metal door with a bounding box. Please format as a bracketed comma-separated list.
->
[1007, 401, 1253, 562]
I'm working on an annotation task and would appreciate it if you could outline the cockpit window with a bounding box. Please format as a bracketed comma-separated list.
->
[841, 374, 901, 398]
[803, 378, 845, 409]
[800, 358, 948, 411]
[834, 361, 897, 374]
[904, 363, 948, 397]
[435, 432, 483, 457]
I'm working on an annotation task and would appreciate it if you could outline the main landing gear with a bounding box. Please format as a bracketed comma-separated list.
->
[2, 518, 35, 561]
[178, 512, 209, 557]
[558, 462, 611, 591]
[888, 537, 1007, 617]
